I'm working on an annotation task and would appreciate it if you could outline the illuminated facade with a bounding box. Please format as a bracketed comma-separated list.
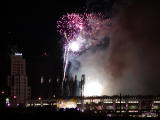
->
[27, 95, 160, 117]
[8, 53, 31, 106]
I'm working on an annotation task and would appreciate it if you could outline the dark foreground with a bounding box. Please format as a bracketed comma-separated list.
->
[1, 107, 160, 120]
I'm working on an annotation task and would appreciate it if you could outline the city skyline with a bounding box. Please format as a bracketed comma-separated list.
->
[1, 0, 160, 119]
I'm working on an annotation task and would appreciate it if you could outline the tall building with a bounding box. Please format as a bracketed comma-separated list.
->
[8, 53, 31, 106]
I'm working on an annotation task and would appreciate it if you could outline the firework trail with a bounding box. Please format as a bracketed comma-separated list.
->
[57, 12, 111, 85]
[62, 33, 68, 83]
[63, 43, 70, 84]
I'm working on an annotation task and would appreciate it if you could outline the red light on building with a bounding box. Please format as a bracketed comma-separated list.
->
[1, 90, 5, 94]
[38, 97, 42, 101]
[43, 52, 47, 56]
[14, 96, 16, 99]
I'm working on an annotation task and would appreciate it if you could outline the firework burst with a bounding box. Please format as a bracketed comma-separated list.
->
[57, 12, 111, 82]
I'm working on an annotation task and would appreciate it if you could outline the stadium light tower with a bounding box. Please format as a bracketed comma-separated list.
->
[80, 74, 85, 110]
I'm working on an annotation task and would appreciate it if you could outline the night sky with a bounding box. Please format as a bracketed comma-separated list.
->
[3, 0, 160, 97]
[5, 0, 87, 97]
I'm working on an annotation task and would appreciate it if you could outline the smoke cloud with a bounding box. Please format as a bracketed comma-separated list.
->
[70, 0, 160, 95]
[108, 0, 160, 95]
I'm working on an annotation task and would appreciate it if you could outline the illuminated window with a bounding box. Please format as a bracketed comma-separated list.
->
[129, 105, 138, 110]
[154, 101, 160, 103]
[116, 101, 126, 103]
[128, 101, 139, 103]
[154, 105, 159, 109]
